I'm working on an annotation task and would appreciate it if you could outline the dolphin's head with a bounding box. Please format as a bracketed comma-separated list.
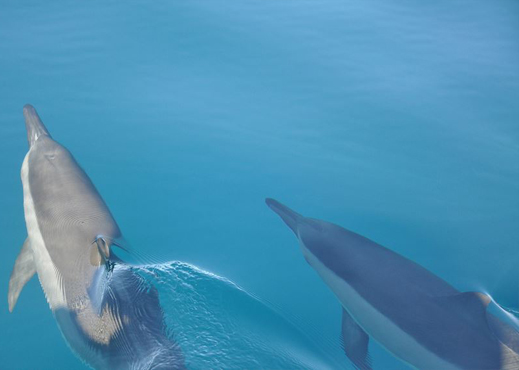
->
[23, 106, 82, 191]
[266, 198, 327, 258]
[22, 105, 96, 193]
[21, 105, 122, 283]
[265, 198, 302, 234]
[266, 198, 365, 271]
[23, 104, 51, 148]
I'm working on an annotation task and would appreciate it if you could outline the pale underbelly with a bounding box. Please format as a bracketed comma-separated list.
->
[300, 243, 460, 370]
[21, 152, 66, 310]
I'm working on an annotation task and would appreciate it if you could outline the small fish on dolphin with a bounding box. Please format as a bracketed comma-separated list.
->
[266, 198, 519, 370]
[8, 105, 185, 370]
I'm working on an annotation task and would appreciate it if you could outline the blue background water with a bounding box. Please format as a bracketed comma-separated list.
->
[1, 0, 518, 369]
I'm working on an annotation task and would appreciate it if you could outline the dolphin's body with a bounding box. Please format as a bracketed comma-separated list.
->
[266, 198, 519, 370]
[8, 105, 184, 369]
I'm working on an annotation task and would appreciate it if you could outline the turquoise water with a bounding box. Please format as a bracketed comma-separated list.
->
[1, 0, 518, 369]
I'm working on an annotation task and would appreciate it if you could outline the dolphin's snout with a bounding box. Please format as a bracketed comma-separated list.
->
[23, 104, 51, 148]
[265, 198, 302, 234]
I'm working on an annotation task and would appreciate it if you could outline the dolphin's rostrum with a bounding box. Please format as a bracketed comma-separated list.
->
[9, 105, 184, 370]
[266, 198, 519, 370]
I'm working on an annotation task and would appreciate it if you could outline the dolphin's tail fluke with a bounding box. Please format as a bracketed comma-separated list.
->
[23, 104, 51, 148]
[265, 198, 303, 234]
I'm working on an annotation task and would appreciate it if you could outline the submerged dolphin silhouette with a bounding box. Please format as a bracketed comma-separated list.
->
[266, 198, 519, 370]
[8, 105, 184, 369]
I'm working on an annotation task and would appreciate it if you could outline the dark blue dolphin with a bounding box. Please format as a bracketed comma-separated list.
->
[266, 198, 519, 370]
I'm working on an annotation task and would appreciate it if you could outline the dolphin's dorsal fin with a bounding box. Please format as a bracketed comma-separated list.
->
[8, 238, 36, 312]
[437, 291, 490, 308]
[341, 307, 372, 370]
[435, 291, 491, 328]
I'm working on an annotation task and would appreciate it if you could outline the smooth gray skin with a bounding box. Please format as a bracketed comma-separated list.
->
[25, 105, 121, 303]
[266, 198, 519, 370]
[9, 105, 184, 370]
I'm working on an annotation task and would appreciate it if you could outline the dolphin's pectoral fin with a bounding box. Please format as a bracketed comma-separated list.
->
[340, 307, 372, 370]
[8, 238, 36, 312]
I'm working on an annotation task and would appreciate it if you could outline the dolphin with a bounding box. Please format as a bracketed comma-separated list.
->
[8, 105, 184, 370]
[266, 198, 519, 370]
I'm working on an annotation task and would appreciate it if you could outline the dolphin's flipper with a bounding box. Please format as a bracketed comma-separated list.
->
[8, 238, 36, 312]
[341, 307, 372, 370]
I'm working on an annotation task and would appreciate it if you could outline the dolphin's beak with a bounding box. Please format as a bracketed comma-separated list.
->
[23, 104, 51, 148]
[265, 198, 302, 235]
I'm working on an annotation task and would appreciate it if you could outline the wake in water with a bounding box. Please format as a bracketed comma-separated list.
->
[97, 259, 519, 370]
[129, 261, 344, 370]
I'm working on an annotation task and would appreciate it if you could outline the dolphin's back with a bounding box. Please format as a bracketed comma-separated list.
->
[304, 222, 458, 296]
[27, 136, 120, 298]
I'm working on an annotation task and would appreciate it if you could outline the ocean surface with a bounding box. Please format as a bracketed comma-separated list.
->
[1, 0, 518, 369]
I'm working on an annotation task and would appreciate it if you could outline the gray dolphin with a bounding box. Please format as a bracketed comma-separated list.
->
[266, 198, 519, 370]
[8, 105, 184, 370]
